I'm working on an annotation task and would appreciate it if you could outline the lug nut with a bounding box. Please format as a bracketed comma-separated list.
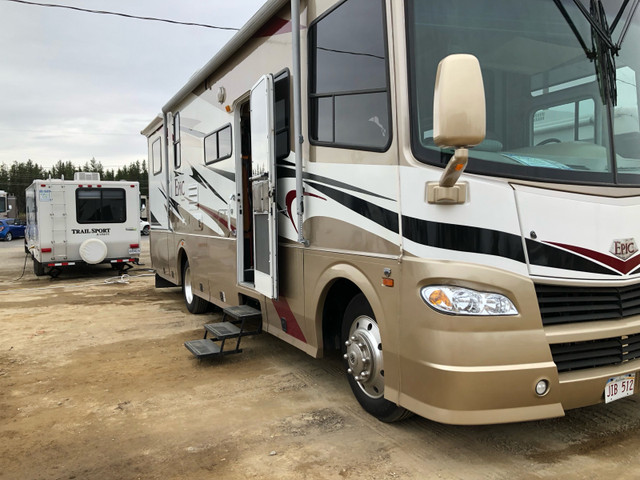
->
[343, 354, 348, 360]
[350, 335, 356, 342]
[345, 340, 351, 347]
[347, 368, 353, 374]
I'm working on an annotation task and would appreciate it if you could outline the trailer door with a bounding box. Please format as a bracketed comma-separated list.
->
[250, 74, 278, 299]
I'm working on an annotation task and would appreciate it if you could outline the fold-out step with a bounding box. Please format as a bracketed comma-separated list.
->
[184, 339, 221, 358]
[184, 304, 263, 359]
[204, 322, 241, 339]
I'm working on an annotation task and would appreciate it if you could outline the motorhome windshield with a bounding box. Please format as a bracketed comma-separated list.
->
[406, 0, 640, 185]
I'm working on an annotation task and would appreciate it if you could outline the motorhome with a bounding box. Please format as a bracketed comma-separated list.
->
[25, 173, 141, 276]
[0, 190, 16, 219]
[142, 0, 640, 424]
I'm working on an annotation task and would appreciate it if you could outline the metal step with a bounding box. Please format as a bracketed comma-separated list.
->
[204, 322, 241, 340]
[223, 305, 262, 323]
[184, 339, 221, 358]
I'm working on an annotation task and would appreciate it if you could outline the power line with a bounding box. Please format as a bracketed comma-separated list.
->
[3, 0, 241, 31]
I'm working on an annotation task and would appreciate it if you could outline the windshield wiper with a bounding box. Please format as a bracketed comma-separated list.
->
[553, 0, 638, 105]
[613, 0, 639, 50]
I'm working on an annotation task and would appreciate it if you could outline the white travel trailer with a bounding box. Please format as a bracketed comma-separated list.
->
[143, 0, 640, 424]
[25, 173, 141, 276]
[0, 190, 16, 219]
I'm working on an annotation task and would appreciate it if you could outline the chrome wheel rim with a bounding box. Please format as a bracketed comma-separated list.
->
[344, 315, 384, 399]
[184, 265, 194, 304]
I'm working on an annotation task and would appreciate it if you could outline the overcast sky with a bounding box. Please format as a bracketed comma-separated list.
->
[0, 0, 268, 170]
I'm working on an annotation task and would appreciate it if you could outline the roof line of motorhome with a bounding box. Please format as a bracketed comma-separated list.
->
[161, 0, 289, 114]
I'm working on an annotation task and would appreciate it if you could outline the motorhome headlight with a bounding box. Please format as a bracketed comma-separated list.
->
[421, 286, 518, 316]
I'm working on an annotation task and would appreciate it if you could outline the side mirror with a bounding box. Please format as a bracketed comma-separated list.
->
[433, 54, 486, 189]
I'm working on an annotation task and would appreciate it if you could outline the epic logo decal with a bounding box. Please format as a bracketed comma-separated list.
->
[610, 238, 638, 260]
[175, 178, 185, 196]
[72, 228, 111, 236]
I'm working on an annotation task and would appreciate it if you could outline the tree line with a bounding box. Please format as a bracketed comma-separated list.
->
[0, 158, 148, 216]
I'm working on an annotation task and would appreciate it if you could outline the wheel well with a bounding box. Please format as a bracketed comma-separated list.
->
[177, 248, 187, 285]
[322, 279, 361, 352]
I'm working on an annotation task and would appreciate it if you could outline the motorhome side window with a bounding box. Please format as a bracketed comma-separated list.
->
[174, 112, 181, 168]
[274, 69, 291, 160]
[309, 0, 391, 151]
[152, 138, 162, 175]
[76, 188, 127, 224]
[0, 197, 5, 213]
[204, 124, 232, 164]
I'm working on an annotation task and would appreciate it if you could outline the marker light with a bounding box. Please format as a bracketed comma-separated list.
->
[421, 285, 518, 316]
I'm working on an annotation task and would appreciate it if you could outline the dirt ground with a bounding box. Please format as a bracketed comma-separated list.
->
[1, 237, 640, 480]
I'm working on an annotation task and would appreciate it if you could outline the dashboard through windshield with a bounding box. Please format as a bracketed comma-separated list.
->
[406, 0, 640, 185]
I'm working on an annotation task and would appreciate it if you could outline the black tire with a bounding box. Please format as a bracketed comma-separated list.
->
[142, 225, 150, 236]
[33, 259, 45, 277]
[341, 293, 412, 423]
[5, 232, 12, 242]
[182, 259, 209, 314]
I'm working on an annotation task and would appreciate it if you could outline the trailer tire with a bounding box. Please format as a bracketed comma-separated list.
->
[341, 293, 412, 423]
[33, 259, 45, 277]
[182, 259, 209, 314]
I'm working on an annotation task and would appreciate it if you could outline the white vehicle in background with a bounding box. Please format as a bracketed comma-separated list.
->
[140, 219, 150, 236]
[0, 190, 16, 219]
[25, 173, 142, 276]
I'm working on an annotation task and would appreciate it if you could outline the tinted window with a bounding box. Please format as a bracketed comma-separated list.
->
[204, 124, 233, 165]
[152, 138, 162, 175]
[309, 0, 391, 151]
[274, 70, 291, 160]
[174, 112, 181, 168]
[76, 188, 126, 223]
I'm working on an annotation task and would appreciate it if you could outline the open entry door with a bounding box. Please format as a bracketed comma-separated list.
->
[250, 74, 278, 299]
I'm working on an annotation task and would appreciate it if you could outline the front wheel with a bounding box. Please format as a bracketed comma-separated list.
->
[341, 293, 411, 422]
[182, 259, 209, 314]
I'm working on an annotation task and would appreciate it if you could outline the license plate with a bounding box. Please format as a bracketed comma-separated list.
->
[128, 248, 141, 255]
[604, 373, 635, 404]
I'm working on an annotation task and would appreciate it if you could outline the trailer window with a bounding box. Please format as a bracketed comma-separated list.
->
[152, 138, 162, 175]
[204, 124, 232, 165]
[76, 188, 127, 224]
[309, 0, 391, 151]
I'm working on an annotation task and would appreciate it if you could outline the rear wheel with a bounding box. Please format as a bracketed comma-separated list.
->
[33, 259, 45, 277]
[341, 293, 412, 422]
[182, 259, 209, 314]
[5, 232, 13, 241]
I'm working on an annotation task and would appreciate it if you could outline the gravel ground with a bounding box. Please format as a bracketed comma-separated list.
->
[1, 236, 640, 479]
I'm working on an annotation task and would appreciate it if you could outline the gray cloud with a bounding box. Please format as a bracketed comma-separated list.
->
[0, 0, 267, 169]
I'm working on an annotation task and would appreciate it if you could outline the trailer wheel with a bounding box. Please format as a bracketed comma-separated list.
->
[33, 259, 45, 277]
[182, 259, 208, 314]
[341, 293, 412, 423]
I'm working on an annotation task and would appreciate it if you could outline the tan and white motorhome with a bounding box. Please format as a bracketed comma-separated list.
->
[143, 0, 640, 424]
[26, 173, 141, 276]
